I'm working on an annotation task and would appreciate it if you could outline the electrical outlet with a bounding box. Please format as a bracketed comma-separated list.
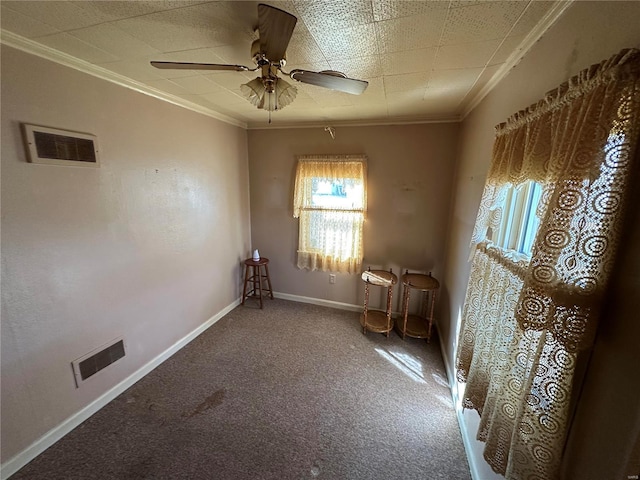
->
[329, 274, 336, 284]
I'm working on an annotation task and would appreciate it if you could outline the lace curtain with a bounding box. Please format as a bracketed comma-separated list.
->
[293, 155, 367, 273]
[456, 49, 640, 479]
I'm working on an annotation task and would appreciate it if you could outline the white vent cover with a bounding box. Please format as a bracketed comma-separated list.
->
[22, 123, 100, 167]
[71, 338, 125, 387]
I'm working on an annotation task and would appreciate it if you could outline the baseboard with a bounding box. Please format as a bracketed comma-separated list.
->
[437, 327, 483, 480]
[455, 399, 484, 480]
[0, 298, 240, 480]
[437, 332, 456, 392]
[273, 291, 362, 312]
[448, 368, 487, 480]
[273, 291, 423, 321]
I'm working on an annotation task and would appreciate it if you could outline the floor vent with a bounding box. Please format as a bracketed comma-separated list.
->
[72, 338, 125, 387]
[23, 123, 100, 167]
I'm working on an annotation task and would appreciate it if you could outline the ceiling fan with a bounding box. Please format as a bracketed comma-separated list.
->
[150, 3, 368, 120]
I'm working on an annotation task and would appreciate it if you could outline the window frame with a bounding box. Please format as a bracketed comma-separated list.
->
[493, 180, 543, 256]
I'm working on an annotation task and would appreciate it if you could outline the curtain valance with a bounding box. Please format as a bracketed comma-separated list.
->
[293, 155, 367, 218]
[487, 49, 640, 186]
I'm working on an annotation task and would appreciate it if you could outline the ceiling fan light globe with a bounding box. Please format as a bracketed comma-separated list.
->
[242, 76, 298, 111]
[241, 78, 265, 107]
[275, 78, 298, 109]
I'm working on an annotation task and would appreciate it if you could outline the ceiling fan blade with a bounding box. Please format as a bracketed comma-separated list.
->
[258, 3, 297, 61]
[289, 69, 369, 95]
[150, 61, 251, 72]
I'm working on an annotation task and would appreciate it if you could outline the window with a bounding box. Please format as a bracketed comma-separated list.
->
[293, 156, 367, 273]
[491, 180, 542, 256]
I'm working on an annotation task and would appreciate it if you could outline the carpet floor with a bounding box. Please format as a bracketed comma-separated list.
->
[11, 298, 471, 480]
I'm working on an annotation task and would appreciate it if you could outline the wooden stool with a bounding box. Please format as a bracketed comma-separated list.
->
[398, 270, 439, 342]
[360, 267, 397, 337]
[241, 257, 273, 309]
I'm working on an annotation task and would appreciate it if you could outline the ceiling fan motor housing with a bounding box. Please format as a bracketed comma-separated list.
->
[259, 64, 281, 83]
[251, 39, 286, 69]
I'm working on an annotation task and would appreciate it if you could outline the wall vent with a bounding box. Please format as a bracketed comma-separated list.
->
[71, 338, 125, 387]
[22, 123, 100, 167]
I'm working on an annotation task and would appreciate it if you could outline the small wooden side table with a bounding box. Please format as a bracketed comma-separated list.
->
[398, 271, 439, 342]
[241, 257, 273, 309]
[360, 268, 397, 337]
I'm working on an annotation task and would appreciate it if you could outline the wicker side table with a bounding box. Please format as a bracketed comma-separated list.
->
[398, 271, 439, 342]
[360, 268, 397, 337]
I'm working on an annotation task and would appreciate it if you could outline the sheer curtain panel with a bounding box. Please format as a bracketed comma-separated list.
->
[456, 49, 640, 479]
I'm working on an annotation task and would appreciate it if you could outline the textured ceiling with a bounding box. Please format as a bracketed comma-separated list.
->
[0, 1, 569, 128]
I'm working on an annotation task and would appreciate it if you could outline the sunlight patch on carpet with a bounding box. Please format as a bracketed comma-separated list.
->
[375, 347, 426, 384]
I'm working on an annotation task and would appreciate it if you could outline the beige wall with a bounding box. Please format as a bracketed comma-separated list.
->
[0, 46, 251, 462]
[247, 123, 459, 312]
[441, 2, 640, 479]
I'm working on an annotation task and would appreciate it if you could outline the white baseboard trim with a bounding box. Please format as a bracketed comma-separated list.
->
[437, 333, 456, 393]
[273, 292, 414, 318]
[0, 298, 240, 480]
[449, 373, 484, 480]
[437, 328, 482, 480]
[273, 291, 362, 312]
[455, 399, 483, 480]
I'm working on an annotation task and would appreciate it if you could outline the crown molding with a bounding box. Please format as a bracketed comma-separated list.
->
[460, 0, 575, 120]
[247, 116, 461, 130]
[0, 30, 247, 129]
